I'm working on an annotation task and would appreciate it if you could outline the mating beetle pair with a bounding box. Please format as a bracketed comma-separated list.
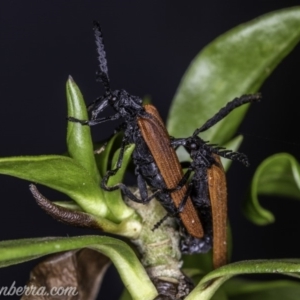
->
[69, 22, 261, 269]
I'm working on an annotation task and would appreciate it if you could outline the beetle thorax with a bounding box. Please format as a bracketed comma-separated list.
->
[111, 89, 143, 119]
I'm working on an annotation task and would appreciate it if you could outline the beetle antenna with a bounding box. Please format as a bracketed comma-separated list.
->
[193, 93, 262, 136]
[204, 143, 249, 166]
[93, 21, 111, 94]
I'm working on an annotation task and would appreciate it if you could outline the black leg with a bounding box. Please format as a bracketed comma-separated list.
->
[101, 163, 161, 203]
[100, 138, 127, 191]
[152, 182, 194, 231]
[177, 183, 193, 213]
[161, 168, 192, 193]
[87, 95, 105, 112]
[67, 112, 121, 126]
[152, 213, 170, 231]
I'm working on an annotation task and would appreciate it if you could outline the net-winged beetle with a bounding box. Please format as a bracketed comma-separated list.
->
[68, 22, 206, 243]
[171, 93, 262, 268]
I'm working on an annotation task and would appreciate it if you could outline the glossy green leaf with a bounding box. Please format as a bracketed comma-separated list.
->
[66, 76, 100, 184]
[0, 155, 107, 217]
[244, 153, 300, 225]
[95, 133, 122, 178]
[230, 287, 300, 300]
[223, 278, 300, 300]
[167, 7, 300, 149]
[186, 259, 300, 300]
[0, 236, 157, 300]
[105, 144, 136, 221]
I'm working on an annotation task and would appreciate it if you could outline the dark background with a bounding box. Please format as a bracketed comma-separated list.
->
[1, 1, 300, 299]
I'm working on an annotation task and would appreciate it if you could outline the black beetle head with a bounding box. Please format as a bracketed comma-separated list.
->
[108, 89, 143, 118]
[184, 136, 205, 153]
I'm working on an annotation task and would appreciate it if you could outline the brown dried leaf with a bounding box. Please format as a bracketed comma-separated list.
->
[21, 249, 110, 300]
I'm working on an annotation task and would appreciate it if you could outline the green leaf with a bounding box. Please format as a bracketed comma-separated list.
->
[53, 200, 83, 211]
[167, 7, 300, 148]
[66, 76, 100, 184]
[186, 259, 300, 300]
[183, 252, 213, 277]
[211, 289, 228, 300]
[223, 278, 300, 300]
[95, 133, 122, 178]
[244, 153, 300, 225]
[119, 289, 132, 300]
[0, 155, 108, 217]
[104, 144, 137, 221]
[230, 287, 300, 300]
[0, 236, 158, 300]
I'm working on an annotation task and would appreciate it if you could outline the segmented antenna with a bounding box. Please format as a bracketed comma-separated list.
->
[93, 21, 111, 93]
[193, 93, 262, 136]
[219, 150, 249, 166]
[204, 142, 249, 166]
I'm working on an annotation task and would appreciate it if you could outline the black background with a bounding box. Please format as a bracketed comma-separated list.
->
[1, 1, 300, 299]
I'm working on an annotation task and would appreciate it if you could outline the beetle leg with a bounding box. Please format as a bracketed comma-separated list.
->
[136, 167, 150, 201]
[152, 182, 193, 231]
[177, 183, 193, 213]
[100, 138, 127, 191]
[87, 95, 105, 112]
[152, 213, 170, 231]
[161, 168, 192, 193]
[67, 112, 121, 126]
[101, 148, 161, 203]
[169, 137, 186, 149]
